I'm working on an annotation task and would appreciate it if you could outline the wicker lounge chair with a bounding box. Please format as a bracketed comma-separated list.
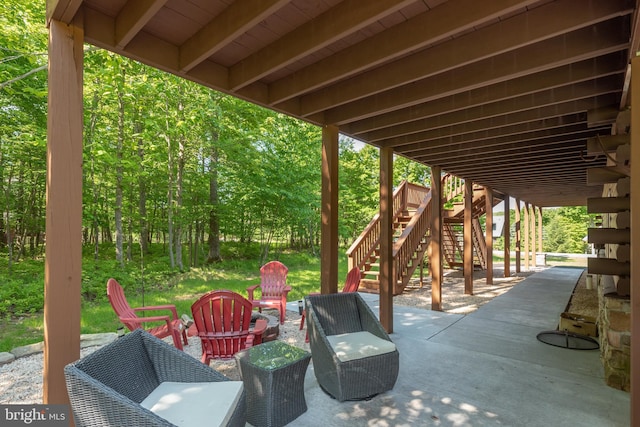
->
[305, 292, 399, 402]
[64, 329, 246, 427]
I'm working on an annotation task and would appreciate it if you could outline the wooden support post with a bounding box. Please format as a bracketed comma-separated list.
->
[379, 147, 394, 332]
[430, 166, 443, 311]
[629, 55, 640, 424]
[320, 125, 339, 294]
[523, 202, 530, 270]
[530, 204, 537, 267]
[464, 180, 473, 294]
[44, 18, 84, 404]
[485, 188, 494, 285]
[504, 196, 511, 277]
[515, 198, 521, 273]
[537, 206, 543, 257]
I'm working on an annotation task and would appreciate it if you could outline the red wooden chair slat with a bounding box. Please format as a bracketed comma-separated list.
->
[299, 267, 362, 341]
[191, 290, 267, 364]
[106, 278, 187, 350]
[246, 261, 291, 324]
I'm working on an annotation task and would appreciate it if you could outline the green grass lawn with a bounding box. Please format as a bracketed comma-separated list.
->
[0, 246, 348, 353]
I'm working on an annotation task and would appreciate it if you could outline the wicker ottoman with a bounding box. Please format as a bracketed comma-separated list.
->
[235, 340, 311, 427]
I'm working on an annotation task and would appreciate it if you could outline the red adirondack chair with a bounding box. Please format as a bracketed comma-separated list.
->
[191, 290, 267, 364]
[299, 267, 361, 341]
[106, 278, 188, 350]
[247, 261, 291, 324]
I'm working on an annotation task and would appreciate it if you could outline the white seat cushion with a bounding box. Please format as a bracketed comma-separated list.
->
[327, 331, 396, 362]
[140, 381, 243, 427]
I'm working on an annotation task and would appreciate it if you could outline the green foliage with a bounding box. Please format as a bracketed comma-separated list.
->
[0, 244, 343, 352]
[543, 206, 592, 254]
[0, 259, 43, 316]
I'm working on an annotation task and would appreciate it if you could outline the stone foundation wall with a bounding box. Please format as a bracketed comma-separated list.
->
[598, 286, 631, 392]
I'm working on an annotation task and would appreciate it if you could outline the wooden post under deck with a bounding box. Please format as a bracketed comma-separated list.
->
[537, 207, 543, 258]
[515, 198, 521, 273]
[320, 125, 339, 294]
[44, 18, 84, 404]
[430, 166, 442, 311]
[530, 204, 537, 267]
[485, 187, 493, 285]
[504, 196, 511, 277]
[629, 55, 640, 425]
[464, 180, 473, 294]
[379, 147, 394, 332]
[523, 202, 530, 270]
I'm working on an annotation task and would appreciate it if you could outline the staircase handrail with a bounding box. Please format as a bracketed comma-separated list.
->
[347, 181, 414, 270]
[442, 173, 465, 202]
[392, 191, 433, 286]
[404, 182, 431, 208]
[473, 216, 488, 268]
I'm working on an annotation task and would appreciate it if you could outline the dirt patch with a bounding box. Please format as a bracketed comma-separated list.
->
[391, 268, 536, 314]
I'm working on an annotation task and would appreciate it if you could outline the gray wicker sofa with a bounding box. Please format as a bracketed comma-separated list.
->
[64, 329, 246, 427]
[305, 292, 399, 402]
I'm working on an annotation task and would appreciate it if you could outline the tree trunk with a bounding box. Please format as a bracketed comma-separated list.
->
[175, 133, 184, 271]
[207, 137, 222, 263]
[173, 92, 186, 271]
[165, 128, 175, 269]
[135, 121, 149, 255]
[114, 67, 125, 268]
[0, 138, 5, 249]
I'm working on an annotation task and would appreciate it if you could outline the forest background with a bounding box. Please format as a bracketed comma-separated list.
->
[0, 1, 593, 349]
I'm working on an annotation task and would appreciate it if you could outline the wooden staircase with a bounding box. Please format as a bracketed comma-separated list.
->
[347, 175, 494, 295]
[441, 184, 499, 270]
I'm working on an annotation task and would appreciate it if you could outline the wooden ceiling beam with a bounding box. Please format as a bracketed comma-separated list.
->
[388, 115, 608, 154]
[267, 0, 539, 104]
[619, 0, 640, 108]
[342, 53, 626, 135]
[587, 105, 620, 127]
[461, 172, 597, 185]
[479, 176, 594, 186]
[322, 20, 630, 125]
[299, 2, 632, 118]
[364, 90, 613, 143]
[371, 92, 618, 146]
[587, 134, 630, 154]
[47, 0, 83, 24]
[84, 8, 179, 73]
[179, 0, 289, 73]
[227, 0, 415, 91]
[484, 190, 602, 206]
[115, 0, 167, 49]
[419, 149, 591, 172]
[397, 125, 603, 157]
[422, 154, 593, 174]
[417, 115, 589, 151]
[433, 149, 598, 171]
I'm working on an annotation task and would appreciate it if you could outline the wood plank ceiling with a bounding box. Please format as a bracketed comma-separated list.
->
[48, 0, 639, 207]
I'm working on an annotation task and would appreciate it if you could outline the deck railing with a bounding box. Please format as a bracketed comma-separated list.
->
[347, 174, 464, 290]
[392, 190, 432, 286]
[347, 181, 427, 272]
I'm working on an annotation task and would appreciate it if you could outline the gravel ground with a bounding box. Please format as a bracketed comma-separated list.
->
[3, 267, 594, 405]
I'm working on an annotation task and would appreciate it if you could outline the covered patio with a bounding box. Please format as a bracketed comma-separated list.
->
[292, 267, 629, 425]
[45, 0, 639, 423]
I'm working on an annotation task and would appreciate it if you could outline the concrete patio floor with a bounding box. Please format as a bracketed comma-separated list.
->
[287, 267, 630, 426]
